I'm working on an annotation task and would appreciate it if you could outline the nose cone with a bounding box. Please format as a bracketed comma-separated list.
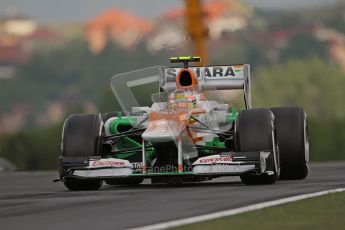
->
[176, 69, 198, 90]
[142, 120, 180, 142]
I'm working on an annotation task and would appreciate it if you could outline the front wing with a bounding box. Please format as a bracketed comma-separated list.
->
[60, 151, 273, 180]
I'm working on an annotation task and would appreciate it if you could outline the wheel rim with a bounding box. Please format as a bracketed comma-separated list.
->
[271, 119, 280, 176]
[304, 114, 310, 165]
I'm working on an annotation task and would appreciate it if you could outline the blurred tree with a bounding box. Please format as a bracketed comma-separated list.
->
[253, 58, 345, 161]
[308, 118, 345, 161]
[97, 84, 121, 113]
[258, 11, 302, 31]
[0, 40, 170, 127]
[209, 39, 264, 67]
[0, 123, 61, 170]
[253, 58, 345, 120]
[280, 34, 329, 61]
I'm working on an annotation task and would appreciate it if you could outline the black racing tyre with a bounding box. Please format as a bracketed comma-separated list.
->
[62, 114, 103, 157]
[60, 114, 103, 191]
[64, 178, 103, 191]
[271, 107, 309, 180]
[236, 108, 280, 185]
[104, 178, 144, 185]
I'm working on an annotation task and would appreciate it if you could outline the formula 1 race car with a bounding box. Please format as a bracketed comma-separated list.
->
[58, 56, 309, 190]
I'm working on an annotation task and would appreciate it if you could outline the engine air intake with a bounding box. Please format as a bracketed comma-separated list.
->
[176, 69, 198, 90]
[179, 70, 193, 87]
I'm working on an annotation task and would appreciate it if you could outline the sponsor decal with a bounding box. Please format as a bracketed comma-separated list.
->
[164, 66, 244, 79]
[193, 155, 233, 165]
[131, 162, 143, 173]
[88, 158, 131, 168]
[175, 92, 186, 99]
[233, 65, 244, 73]
[131, 162, 143, 170]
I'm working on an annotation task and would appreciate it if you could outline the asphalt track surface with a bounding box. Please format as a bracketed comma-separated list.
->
[1, 162, 345, 230]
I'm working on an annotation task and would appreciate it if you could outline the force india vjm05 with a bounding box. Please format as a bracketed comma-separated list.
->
[58, 56, 309, 190]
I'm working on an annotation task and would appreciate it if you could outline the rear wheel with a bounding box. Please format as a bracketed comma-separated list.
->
[271, 107, 309, 180]
[236, 109, 280, 185]
[60, 114, 103, 191]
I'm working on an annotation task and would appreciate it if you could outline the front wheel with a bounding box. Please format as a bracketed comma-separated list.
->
[236, 108, 280, 185]
[60, 114, 103, 191]
[64, 178, 103, 191]
[104, 178, 144, 186]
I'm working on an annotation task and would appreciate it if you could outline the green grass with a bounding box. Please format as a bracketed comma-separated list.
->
[172, 192, 345, 230]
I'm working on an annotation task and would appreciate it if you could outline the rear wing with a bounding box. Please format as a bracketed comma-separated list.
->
[159, 64, 251, 108]
[110, 65, 251, 114]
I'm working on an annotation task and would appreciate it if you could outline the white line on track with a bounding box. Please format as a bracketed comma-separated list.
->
[128, 188, 345, 230]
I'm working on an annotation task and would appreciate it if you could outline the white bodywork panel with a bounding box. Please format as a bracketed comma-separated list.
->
[193, 164, 255, 174]
[73, 158, 133, 178]
[192, 154, 255, 174]
[73, 168, 132, 178]
[195, 152, 270, 175]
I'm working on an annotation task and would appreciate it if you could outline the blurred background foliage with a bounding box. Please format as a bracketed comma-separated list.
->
[1, 1, 345, 170]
